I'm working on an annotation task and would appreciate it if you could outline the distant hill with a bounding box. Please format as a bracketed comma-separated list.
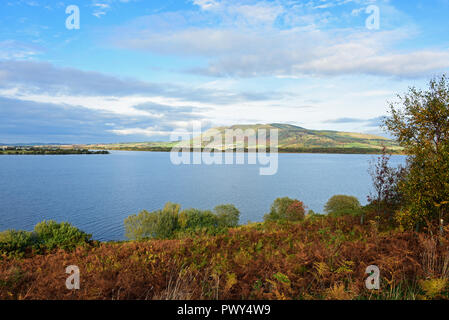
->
[198, 123, 400, 151]
[88, 123, 402, 153]
[87, 123, 402, 154]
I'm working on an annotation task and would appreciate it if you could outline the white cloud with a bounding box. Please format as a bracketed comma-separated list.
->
[112, 0, 449, 78]
[91, 0, 135, 18]
[3, 0, 445, 142]
[116, 22, 449, 78]
[351, 8, 364, 16]
[110, 119, 211, 137]
[193, 0, 220, 11]
[109, 126, 172, 136]
[0, 40, 43, 59]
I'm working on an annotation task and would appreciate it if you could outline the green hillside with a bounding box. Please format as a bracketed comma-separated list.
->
[88, 123, 402, 154]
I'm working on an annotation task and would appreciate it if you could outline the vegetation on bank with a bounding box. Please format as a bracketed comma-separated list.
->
[0, 221, 92, 257]
[86, 123, 402, 154]
[1, 207, 449, 300]
[0, 147, 109, 155]
[89, 146, 402, 154]
[124, 203, 240, 240]
[1, 190, 448, 300]
[0, 75, 449, 300]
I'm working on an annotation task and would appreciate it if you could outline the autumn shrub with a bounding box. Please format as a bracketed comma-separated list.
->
[264, 197, 306, 222]
[383, 75, 449, 228]
[367, 148, 406, 218]
[4, 198, 449, 300]
[2, 214, 447, 300]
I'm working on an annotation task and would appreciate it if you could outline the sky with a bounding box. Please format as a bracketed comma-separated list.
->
[0, 0, 448, 143]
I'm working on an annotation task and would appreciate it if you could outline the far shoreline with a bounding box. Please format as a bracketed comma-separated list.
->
[100, 147, 405, 155]
[0, 146, 404, 156]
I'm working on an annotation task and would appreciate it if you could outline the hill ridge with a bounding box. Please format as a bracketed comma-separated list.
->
[87, 123, 402, 154]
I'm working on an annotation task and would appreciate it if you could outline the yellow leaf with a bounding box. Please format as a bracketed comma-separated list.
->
[225, 273, 237, 291]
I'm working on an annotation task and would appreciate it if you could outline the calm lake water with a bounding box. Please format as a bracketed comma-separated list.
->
[0, 151, 405, 241]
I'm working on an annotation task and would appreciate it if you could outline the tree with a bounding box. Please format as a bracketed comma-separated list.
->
[178, 208, 218, 231]
[324, 195, 361, 217]
[214, 204, 240, 228]
[124, 210, 160, 240]
[33, 220, 92, 250]
[264, 197, 306, 222]
[124, 202, 241, 239]
[156, 202, 180, 239]
[384, 74, 449, 229]
[367, 147, 406, 215]
[124, 202, 180, 240]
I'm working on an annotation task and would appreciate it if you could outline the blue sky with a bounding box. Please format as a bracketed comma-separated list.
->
[0, 0, 448, 143]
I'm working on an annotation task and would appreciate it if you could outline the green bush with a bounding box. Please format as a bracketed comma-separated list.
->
[124, 202, 181, 240]
[384, 75, 449, 228]
[306, 210, 325, 220]
[124, 210, 159, 240]
[0, 230, 37, 257]
[324, 195, 361, 217]
[0, 221, 91, 256]
[214, 204, 240, 228]
[124, 202, 241, 240]
[33, 220, 92, 250]
[156, 202, 180, 239]
[179, 209, 218, 231]
[264, 197, 306, 222]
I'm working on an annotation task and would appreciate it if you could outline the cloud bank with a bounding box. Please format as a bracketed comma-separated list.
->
[111, 0, 449, 78]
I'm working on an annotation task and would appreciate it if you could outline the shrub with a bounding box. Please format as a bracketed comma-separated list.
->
[124, 203, 180, 240]
[384, 75, 449, 228]
[285, 200, 306, 221]
[179, 209, 217, 231]
[33, 220, 92, 250]
[156, 203, 180, 239]
[394, 208, 418, 230]
[125, 202, 241, 240]
[306, 210, 325, 221]
[0, 221, 91, 256]
[324, 195, 361, 217]
[0, 230, 37, 257]
[214, 204, 240, 228]
[368, 148, 406, 215]
[124, 210, 159, 240]
[264, 197, 306, 222]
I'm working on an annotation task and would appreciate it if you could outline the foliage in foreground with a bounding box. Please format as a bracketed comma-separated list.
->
[383, 74, 449, 229]
[2, 213, 449, 300]
[0, 221, 92, 257]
